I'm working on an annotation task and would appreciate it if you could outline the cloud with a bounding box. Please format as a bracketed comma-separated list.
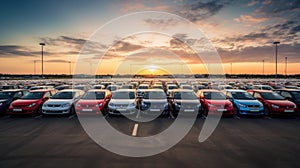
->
[177, 0, 230, 22]
[144, 18, 180, 28]
[247, 0, 259, 6]
[45, 59, 71, 63]
[0, 45, 36, 57]
[234, 14, 267, 23]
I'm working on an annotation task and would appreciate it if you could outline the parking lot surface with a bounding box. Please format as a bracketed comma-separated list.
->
[0, 115, 300, 168]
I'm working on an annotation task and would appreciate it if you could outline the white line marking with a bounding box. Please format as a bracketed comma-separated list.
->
[132, 123, 139, 137]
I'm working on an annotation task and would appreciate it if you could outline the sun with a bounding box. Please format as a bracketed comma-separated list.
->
[148, 65, 156, 72]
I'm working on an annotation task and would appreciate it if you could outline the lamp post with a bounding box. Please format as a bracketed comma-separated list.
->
[34, 60, 36, 75]
[262, 60, 264, 75]
[39, 43, 45, 78]
[285, 57, 287, 77]
[69, 61, 71, 75]
[273, 41, 280, 79]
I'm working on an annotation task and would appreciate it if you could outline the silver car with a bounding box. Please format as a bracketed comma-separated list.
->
[108, 89, 138, 115]
[42, 89, 85, 115]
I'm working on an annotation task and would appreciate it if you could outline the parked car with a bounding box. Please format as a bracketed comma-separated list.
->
[0, 85, 20, 90]
[197, 89, 233, 116]
[42, 89, 85, 115]
[224, 89, 264, 116]
[75, 89, 112, 115]
[252, 85, 273, 90]
[9, 90, 55, 115]
[91, 85, 106, 90]
[140, 89, 169, 116]
[108, 89, 138, 115]
[169, 89, 201, 116]
[106, 85, 120, 92]
[180, 85, 193, 90]
[248, 90, 297, 116]
[0, 89, 28, 115]
[29, 86, 54, 91]
[165, 84, 178, 96]
[274, 89, 300, 110]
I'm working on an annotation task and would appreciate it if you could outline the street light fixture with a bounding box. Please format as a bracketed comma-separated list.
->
[39, 43, 45, 78]
[273, 41, 280, 79]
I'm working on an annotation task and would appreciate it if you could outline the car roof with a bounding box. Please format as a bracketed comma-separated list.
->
[86, 89, 108, 92]
[30, 89, 53, 92]
[172, 89, 195, 92]
[198, 89, 220, 92]
[114, 89, 136, 92]
[143, 89, 165, 92]
[248, 90, 273, 93]
[58, 89, 82, 92]
[275, 89, 300, 92]
[225, 89, 246, 92]
[0, 89, 26, 92]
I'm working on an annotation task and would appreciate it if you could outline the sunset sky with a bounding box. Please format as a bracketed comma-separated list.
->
[0, 0, 299, 75]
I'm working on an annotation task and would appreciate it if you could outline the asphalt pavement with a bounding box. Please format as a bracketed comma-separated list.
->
[0, 115, 299, 168]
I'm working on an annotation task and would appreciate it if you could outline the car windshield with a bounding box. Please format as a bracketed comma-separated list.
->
[144, 91, 166, 99]
[0, 92, 15, 99]
[51, 91, 75, 99]
[112, 91, 135, 99]
[82, 92, 105, 100]
[174, 92, 197, 100]
[291, 91, 300, 99]
[168, 85, 178, 89]
[204, 92, 226, 100]
[261, 92, 285, 100]
[22, 92, 44, 100]
[231, 91, 255, 100]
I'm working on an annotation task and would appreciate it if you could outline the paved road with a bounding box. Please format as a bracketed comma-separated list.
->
[0, 115, 299, 168]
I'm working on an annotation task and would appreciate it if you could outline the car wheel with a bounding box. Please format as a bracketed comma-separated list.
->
[264, 107, 270, 116]
[233, 106, 239, 116]
[70, 106, 75, 115]
[37, 106, 42, 114]
[203, 107, 208, 116]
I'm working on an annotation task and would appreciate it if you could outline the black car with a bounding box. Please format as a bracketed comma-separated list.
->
[168, 89, 201, 116]
[0, 89, 28, 115]
[274, 89, 300, 112]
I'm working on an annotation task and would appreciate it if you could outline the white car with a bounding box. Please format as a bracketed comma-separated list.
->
[42, 89, 85, 115]
[108, 89, 138, 115]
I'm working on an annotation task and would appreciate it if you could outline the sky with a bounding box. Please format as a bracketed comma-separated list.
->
[0, 0, 299, 75]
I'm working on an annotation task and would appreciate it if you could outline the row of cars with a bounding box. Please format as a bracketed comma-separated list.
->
[0, 84, 299, 117]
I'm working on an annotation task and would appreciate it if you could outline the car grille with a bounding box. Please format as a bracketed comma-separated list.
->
[279, 106, 294, 109]
[115, 104, 128, 108]
[82, 104, 94, 108]
[46, 104, 61, 107]
[247, 105, 260, 108]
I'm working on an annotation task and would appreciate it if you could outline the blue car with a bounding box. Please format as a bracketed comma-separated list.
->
[224, 89, 264, 116]
[0, 89, 28, 115]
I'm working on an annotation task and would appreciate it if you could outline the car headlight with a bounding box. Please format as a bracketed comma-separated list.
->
[0, 102, 3, 106]
[271, 104, 279, 109]
[164, 103, 169, 108]
[238, 103, 247, 108]
[109, 102, 115, 107]
[95, 103, 103, 107]
[43, 103, 47, 107]
[61, 103, 71, 107]
[207, 103, 214, 107]
[175, 102, 181, 107]
[228, 103, 233, 107]
[129, 102, 136, 107]
[76, 103, 81, 107]
[27, 102, 36, 108]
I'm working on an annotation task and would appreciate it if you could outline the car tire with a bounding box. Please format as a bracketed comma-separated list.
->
[37, 106, 42, 114]
[233, 105, 239, 116]
[264, 107, 270, 116]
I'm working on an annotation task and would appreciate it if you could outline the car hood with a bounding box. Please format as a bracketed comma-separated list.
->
[45, 99, 74, 104]
[77, 99, 104, 105]
[205, 99, 231, 105]
[110, 99, 135, 104]
[12, 99, 39, 106]
[265, 100, 295, 106]
[0, 99, 9, 103]
[142, 99, 167, 104]
[174, 99, 200, 104]
[235, 99, 261, 105]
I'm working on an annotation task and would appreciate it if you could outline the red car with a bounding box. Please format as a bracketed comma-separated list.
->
[247, 90, 298, 116]
[197, 89, 234, 116]
[75, 89, 112, 115]
[9, 89, 56, 115]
